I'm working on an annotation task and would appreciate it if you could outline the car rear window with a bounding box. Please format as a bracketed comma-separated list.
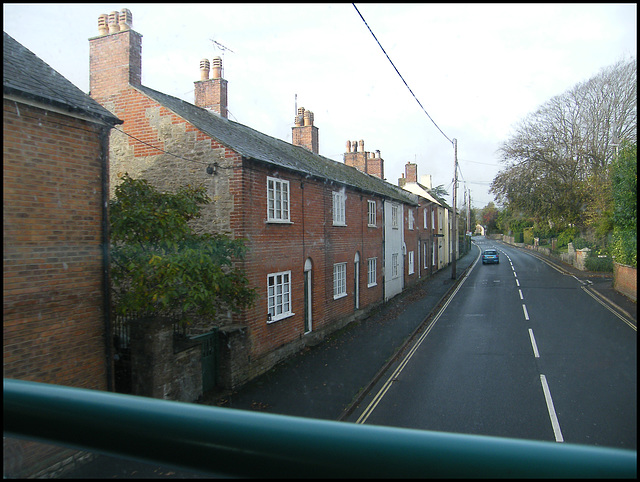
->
[484, 250, 497, 255]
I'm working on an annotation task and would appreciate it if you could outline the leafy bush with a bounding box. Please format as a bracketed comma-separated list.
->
[513, 232, 524, 243]
[556, 227, 578, 248]
[585, 254, 613, 272]
[610, 228, 637, 268]
[572, 237, 594, 250]
[533, 222, 557, 239]
[523, 227, 534, 245]
[109, 175, 257, 321]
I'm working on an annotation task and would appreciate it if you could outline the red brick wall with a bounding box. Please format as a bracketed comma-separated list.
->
[614, 262, 637, 302]
[3, 99, 108, 389]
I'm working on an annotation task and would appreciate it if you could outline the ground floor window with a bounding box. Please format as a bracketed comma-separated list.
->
[392, 253, 399, 278]
[424, 242, 429, 269]
[367, 257, 377, 287]
[408, 251, 414, 275]
[268, 270, 292, 322]
[333, 262, 347, 299]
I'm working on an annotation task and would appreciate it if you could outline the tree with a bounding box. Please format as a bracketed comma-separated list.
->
[480, 202, 500, 234]
[109, 175, 257, 323]
[490, 59, 637, 229]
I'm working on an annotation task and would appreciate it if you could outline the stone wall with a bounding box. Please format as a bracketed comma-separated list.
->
[130, 317, 203, 402]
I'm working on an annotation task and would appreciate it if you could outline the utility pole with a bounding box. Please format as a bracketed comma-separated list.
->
[451, 138, 458, 279]
[467, 188, 471, 234]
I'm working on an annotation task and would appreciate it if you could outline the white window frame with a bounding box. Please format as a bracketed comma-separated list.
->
[333, 191, 346, 226]
[408, 251, 414, 275]
[432, 241, 436, 266]
[423, 242, 429, 269]
[431, 210, 435, 231]
[333, 262, 347, 299]
[267, 270, 293, 322]
[267, 177, 290, 223]
[408, 209, 414, 230]
[424, 208, 428, 230]
[367, 200, 376, 227]
[367, 257, 377, 287]
[392, 205, 399, 229]
[392, 253, 399, 279]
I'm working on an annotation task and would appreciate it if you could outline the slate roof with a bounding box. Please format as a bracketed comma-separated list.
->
[135, 84, 418, 206]
[3, 32, 121, 125]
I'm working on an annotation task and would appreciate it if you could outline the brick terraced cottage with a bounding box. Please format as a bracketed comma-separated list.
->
[3, 32, 121, 477]
[88, 9, 453, 392]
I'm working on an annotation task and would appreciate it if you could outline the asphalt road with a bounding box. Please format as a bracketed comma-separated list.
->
[347, 239, 637, 450]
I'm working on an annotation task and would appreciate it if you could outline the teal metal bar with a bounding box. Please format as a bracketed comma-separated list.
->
[4, 379, 636, 478]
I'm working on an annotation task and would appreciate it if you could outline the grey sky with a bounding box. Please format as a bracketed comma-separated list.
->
[4, 3, 637, 208]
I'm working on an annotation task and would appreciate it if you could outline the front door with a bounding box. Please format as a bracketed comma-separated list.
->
[193, 330, 218, 394]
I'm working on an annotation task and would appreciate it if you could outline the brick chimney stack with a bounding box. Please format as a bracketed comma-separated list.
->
[398, 162, 417, 187]
[194, 56, 228, 118]
[405, 162, 418, 183]
[292, 107, 319, 154]
[344, 139, 384, 179]
[89, 8, 142, 103]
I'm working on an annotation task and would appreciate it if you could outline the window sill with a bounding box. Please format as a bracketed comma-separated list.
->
[367, 282, 377, 288]
[333, 293, 347, 300]
[267, 312, 295, 324]
[267, 220, 294, 225]
[333, 222, 347, 227]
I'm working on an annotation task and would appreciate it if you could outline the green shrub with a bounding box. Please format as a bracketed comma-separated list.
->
[523, 227, 534, 245]
[513, 232, 524, 243]
[557, 227, 578, 248]
[572, 237, 593, 250]
[585, 254, 613, 272]
[610, 228, 637, 268]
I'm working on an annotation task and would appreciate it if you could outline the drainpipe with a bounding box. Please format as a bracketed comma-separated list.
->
[99, 126, 114, 392]
[381, 199, 386, 302]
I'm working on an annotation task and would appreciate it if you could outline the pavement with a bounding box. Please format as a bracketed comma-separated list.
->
[60, 240, 636, 478]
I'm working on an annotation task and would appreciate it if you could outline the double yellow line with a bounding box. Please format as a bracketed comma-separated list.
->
[581, 285, 637, 331]
[356, 253, 480, 424]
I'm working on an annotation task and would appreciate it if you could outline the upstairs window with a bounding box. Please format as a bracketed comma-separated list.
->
[367, 200, 376, 227]
[408, 209, 414, 230]
[333, 191, 346, 226]
[392, 205, 399, 229]
[267, 177, 290, 222]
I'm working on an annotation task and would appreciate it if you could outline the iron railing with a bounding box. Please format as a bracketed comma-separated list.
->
[3, 378, 636, 478]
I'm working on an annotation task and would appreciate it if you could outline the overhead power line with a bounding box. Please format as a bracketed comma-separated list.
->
[352, 3, 454, 146]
